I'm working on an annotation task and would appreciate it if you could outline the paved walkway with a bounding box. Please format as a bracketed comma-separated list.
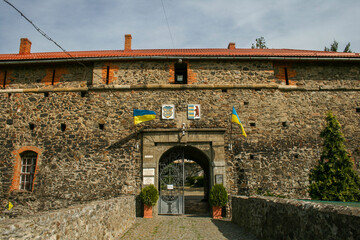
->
[120, 215, 259, 240]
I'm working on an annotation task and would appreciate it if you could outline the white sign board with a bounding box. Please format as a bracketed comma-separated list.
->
[143, 177, 155, 185]
[143, 168, 155, 176]
[167, 184, 174, 190]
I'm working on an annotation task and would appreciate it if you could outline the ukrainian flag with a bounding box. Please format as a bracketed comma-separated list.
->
[133, 109, 156, 125]
[232, 106, 247, 137]
[6, 201, 13, 210]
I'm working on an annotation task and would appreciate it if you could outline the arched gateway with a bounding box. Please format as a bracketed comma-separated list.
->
[158, 146, 210, 214]
[141, 128, 226, 216]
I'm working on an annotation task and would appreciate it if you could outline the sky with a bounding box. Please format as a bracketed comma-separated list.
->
[1, 0, 360, 54]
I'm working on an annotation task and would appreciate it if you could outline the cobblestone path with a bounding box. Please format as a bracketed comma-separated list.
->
[120, 215, 259, 240]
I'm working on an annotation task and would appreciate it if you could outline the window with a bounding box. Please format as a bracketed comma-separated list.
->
[284, 67, 289, 85]
[10, 146, 42, 192]
[51, 69, 56, 85]
[2, 70, 7, 88]
[174, 62, 187, 84]
[61, 123, 66, 131]
[106, 66, 110, 85]
[19, 151, 37, 191]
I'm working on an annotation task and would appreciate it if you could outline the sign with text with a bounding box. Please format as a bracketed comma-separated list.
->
[143, 168, 155, 176]
[143, 177, 155, 185]
[215, 174, 223, 185]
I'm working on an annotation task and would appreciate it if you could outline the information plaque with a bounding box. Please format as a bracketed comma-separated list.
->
[215, 174, 223, 185]
[143, 177, 155, 185]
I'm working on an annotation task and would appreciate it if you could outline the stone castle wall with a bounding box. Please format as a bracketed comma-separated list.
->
[0, 63, 92, 89]
[3, 60, 359, 87]
[232, 196, 360, 240]
[0, 195, 135, 240]
[0, 59, 359, 216]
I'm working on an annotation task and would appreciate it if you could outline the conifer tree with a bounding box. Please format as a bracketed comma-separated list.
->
[251, 37, 268, 49]
[343, 42, 352, 53]
[309, 112, 360, 202]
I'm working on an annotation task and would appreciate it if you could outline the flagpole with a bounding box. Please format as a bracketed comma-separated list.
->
[230, 110, 233, 151]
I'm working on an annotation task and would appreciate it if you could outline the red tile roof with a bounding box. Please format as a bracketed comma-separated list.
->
[0, 48, 359, 61]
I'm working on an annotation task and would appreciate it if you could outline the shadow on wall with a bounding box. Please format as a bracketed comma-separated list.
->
[107, 131, 140, 150]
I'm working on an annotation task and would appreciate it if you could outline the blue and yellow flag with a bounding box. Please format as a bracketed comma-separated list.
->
[232, 106, 247, 137]
[133, 109, 156, 125]
[6, 201, 13, 210]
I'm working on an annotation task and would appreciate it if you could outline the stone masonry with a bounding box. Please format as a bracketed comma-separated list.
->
[0, 37, 360, 217]
[232, 196, 360, 240]
[0, 195, 135, 240]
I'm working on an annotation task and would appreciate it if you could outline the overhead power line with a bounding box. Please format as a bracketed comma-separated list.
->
[160, 0, 175, 49]
[3, 0, 104, 80]
[3, 0, 85, 66]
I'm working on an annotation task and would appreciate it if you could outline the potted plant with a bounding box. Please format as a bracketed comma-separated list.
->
[140, 184, 159, 218]
[209, 184, 228, 219]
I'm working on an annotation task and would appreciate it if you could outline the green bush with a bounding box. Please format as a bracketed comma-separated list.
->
[140, 184, 159, 206]
[209, 184, 228, 207]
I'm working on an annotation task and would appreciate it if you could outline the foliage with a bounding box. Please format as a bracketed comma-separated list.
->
[343, 42, 352, 53]
[251, 37, 268, 49]
[331, 40, 338, 52]
[308, 112, 360, 202]
[209, 184, 228, 207]
[186, 176, 204, 187]
[140, 184, 159, 206]
[324, 40, 352, 52]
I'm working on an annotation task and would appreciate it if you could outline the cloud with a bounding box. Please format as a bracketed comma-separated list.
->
[1, 0, 360, 53]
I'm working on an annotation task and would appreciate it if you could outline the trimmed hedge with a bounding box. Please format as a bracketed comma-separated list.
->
[140, 184, 159, 206]
[209, 184, 228, 207]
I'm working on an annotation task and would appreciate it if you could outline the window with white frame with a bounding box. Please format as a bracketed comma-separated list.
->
[20, 151, 37, 191]
[174, 62, 187, 84]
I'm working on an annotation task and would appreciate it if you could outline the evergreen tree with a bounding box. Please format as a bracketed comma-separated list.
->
[324, 40, 352, 52]
[343, 42, 352, 53]
[309, 112, 360, 202]
[330, 40, 339, 52]
[251, 37, 268, 49]
[324, 40, 338, 52]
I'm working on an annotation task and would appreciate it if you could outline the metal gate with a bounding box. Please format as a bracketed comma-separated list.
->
[158, 149, 185, 214]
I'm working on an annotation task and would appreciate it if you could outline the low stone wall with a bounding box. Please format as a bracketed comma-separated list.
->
[232, 196, 360, 240]
[0, 195, 135, 240]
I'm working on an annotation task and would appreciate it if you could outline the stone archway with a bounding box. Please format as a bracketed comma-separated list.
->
[141, 128, 226, 216]
[157, 145, 211, 215]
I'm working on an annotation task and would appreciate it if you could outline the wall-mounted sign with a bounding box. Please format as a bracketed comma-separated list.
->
[162, 104, 175, 119]
[188, 104, 201, 119]
[144, 155, 153, 159]
[143, 176, 155, 185]
[143, 168, 155, 176]
[215, 174, 223, 185]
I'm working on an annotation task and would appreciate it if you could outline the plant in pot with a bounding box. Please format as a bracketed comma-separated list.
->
[140, 184, 159, 218]
[209, 184, 228, 219]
